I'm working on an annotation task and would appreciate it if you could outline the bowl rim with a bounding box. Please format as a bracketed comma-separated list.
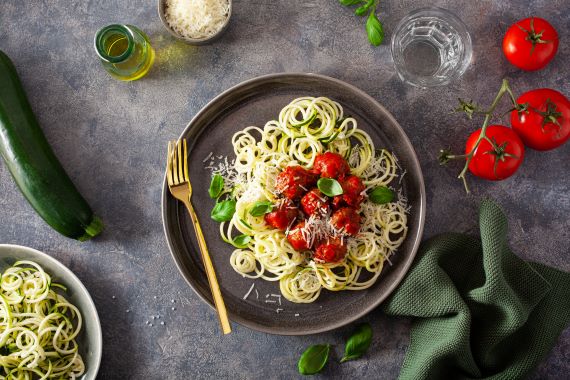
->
[157, 0, 232, 45]
[161, 72, 426, 335]
[0, 244, 103, 379]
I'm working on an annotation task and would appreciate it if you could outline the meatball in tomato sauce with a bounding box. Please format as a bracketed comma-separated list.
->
[275, 166, 317, 200]
[314, 237, 347, 263]
[330, 207, 361, 236]
[313, 152, 350, 179]
[287, 221, 312, 251]
[301, 188, 330, 216]
[264, 199, 298, 230]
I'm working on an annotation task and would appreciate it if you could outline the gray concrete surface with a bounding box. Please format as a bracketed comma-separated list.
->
[1, 0, 568, 378]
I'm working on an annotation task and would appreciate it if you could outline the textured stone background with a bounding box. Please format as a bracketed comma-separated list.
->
[1, 0, 569, 378]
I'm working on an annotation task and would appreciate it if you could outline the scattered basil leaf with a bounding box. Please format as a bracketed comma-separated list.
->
[369, 186, 394, 204]
[211, 200, 236, 222]
[317, 178, 344, 197]
[232, 234, 252, 248]
[339, 0, 364, 6]
[355, 0, 375, 16]
[340, 323, 373, 363]
[249, 201, 274, 217]
[366, 9, 384, 46]
[298, 344, 330, 375]
[208, 174, 224, 199]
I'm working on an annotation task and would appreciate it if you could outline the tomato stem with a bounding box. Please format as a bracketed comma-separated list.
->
[457, 79, 513, 193]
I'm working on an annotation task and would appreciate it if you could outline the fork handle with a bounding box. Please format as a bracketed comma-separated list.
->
[183, 199, 232, 335]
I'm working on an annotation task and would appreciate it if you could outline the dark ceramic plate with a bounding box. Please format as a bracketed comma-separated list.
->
[162, 73, 425, 335]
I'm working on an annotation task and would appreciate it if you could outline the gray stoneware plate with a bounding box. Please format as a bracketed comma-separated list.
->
[0, 244, 102, 379]
[162, 73, 425, 335]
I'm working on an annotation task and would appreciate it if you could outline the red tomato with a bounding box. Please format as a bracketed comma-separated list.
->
[275, 166, 317, 200]
[465, 125, 525, 181]
[313, 152, 350, 179]
[330, 207, 361, 236]
[300, 188, 330, 216]
[503, 17, 559, 71]
[287, 221, 311, 251]
[314, 237, 347, 263]
[264, 199, 298, 230]
[511, 88, 570, 151]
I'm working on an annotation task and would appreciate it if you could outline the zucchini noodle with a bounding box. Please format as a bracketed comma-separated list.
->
[0, 261, 85, 379]
[208, 96, 409, 303]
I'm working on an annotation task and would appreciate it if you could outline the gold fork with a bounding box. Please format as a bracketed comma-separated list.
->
[166, 139, 231, 335]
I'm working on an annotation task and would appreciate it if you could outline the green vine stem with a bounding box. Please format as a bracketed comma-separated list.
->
[439, 79, 518, 193]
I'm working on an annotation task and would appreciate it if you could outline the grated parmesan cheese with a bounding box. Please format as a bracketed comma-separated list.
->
[164, 0, 230, 40]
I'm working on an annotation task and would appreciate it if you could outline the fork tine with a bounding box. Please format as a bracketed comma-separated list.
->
[177, 140, 184, 184]
[182, 139, 189, 183]
[166, 141, 174, 186]
[171, 140, 179, 185]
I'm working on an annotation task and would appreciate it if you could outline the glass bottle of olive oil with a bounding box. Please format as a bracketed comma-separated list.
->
[95, 24, 155, 81]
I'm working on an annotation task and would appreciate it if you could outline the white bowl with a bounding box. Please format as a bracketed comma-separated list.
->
[0, 244, 102, 380]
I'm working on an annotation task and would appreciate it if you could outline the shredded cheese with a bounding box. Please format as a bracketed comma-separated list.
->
[164, 0, 230, 40]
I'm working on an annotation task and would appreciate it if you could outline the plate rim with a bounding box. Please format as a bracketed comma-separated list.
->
[0, 244, 103, 379]
[161, 72, 426, 335]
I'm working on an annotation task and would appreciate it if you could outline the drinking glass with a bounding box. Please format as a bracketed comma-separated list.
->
[94, 24, 155, 81]
[391, 7, 472, 88]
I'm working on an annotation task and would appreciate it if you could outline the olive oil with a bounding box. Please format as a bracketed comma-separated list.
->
[95, 24, 155, 81]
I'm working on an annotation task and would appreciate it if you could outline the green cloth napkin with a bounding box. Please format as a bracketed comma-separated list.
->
[382, 199, 570, 380]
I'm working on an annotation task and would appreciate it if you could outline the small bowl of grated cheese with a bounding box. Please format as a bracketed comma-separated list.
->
[158, 0, 232, 44]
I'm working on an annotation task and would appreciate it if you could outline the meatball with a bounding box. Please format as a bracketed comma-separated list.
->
[312, 152, 350, 179]
[264, 199, 298, 230]
[301, 188, 330, 216]
[330, 207, 361, 236]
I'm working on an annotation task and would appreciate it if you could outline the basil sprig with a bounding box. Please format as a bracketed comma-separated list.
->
[249, 201, 274, 217]
[338, 0, 384, 46]
[211, 200, 236, 222]
[369, 186, 394, 204]
[317, 178, 344, 197]
[366, 7, 384, 46]
[232, 234, 251, 248]
[340, 323, 373, 363]
[298, 344, 330, 375]
[208, 174, 224, 199]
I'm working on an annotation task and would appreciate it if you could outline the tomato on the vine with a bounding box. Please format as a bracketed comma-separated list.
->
[502, 17, 559, 71]
[511, 88, 570, 151]
[465, 125, 525, 181]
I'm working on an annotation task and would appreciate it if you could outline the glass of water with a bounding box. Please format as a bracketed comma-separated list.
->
[391, 7, 472, 88]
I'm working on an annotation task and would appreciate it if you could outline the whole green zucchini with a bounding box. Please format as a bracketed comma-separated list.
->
[0, 50, 103, 241]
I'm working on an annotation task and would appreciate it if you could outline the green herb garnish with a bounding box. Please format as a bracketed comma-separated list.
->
[249, 201, 274, 217]
[338, 0, 384, 46]
[211, 200, 236, 222]
[208, 174, 224, 199]
[340, 323, 373, 363]
[232, 234, 252, 248]
[298, 344, 330, 375]
[317, 178, 344, 197]
[369, 186, 394, 204]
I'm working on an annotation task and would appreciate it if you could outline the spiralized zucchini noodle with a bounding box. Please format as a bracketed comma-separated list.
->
[0, 261, 85, 379]
[209, 96, 409, 303]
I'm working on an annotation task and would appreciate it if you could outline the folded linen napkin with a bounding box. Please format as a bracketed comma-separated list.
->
[381, 199, 570, 380]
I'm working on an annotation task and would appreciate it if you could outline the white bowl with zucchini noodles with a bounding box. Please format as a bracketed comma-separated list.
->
[0, 244, 102, 380]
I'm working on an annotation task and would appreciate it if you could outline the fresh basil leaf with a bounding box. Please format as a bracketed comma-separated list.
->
[232, 234, 251, 248]
[249, 201, 274, 217]
[366, 9, 384, 46]
[369, 186, 394, 204]
[211, 200, 236, 222]
[298, 344, 330, 375]
[208, 174, 224, 199]
[355, 0, 375, 16]
[317, 178, 344, 197]
[339, 0, 365, 6]
[340, 323, 373, 363]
